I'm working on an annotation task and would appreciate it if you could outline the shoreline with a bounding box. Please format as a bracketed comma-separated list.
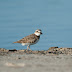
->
[0, 47, 72, 55]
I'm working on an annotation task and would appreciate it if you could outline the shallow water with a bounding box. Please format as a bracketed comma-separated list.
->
[0, 0, 72, 50]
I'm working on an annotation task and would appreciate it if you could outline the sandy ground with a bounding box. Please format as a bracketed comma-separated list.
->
[0, 53, 72, 72]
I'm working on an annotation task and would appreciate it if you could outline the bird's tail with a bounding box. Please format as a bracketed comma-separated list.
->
[13, 42, 17, 43]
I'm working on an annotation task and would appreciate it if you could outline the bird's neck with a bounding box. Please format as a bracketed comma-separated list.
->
[34, 33, 40, 36]
[34, 34, 40, 40]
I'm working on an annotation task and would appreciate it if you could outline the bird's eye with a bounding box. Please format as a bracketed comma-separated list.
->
[37, 31, 38, 32]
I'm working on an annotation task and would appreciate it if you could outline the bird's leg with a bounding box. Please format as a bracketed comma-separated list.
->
[27, 45, 29, 50]
[28, 45, 32, 51]
[27, 45, 32, 51]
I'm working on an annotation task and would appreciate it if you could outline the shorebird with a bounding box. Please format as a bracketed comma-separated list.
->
[13, 29, 42, 50]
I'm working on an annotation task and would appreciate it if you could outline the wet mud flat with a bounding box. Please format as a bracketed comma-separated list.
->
[0, 47, 72, 72]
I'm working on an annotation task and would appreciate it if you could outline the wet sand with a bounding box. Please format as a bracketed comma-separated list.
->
[0, 47, 72, 72]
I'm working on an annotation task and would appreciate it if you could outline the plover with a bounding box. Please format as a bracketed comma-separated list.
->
[13, 29, 42, 50]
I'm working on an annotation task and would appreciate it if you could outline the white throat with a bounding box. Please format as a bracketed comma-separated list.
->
[34, 33, 40, 36]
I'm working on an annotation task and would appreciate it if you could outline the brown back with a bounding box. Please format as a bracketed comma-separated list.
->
[13, 34, 40, 43]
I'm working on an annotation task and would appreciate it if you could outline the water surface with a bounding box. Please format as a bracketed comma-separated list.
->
[0, 0, 72, 50]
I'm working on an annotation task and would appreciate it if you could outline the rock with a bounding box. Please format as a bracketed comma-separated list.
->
[9, 49, 17, 52]
[0, 48, 8, 52]
[48, 47, 58, 50]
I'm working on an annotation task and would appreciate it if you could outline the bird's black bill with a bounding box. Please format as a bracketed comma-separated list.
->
[40, 32, 43, 34]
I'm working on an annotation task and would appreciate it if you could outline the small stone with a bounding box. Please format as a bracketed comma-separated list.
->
[18, 57, 21, 59]
[9, 49, 17, 52]
[48, 47, 58, 50]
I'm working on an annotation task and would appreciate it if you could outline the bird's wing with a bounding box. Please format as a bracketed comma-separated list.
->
[13, 34, 37, 43]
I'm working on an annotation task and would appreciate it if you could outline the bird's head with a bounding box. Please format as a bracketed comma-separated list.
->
[34, 29, 42, 36]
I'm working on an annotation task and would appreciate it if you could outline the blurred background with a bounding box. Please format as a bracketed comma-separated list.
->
[0, 0, 72, 50]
